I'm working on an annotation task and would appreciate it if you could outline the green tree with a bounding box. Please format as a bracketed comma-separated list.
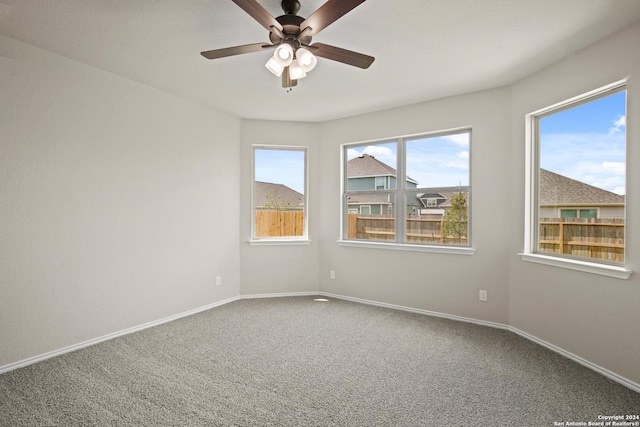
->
[263, 191, 290, 211]
[443, 192, 468, 243]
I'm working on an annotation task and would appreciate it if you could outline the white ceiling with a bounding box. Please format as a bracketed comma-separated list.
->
[2, 0, 640, 122]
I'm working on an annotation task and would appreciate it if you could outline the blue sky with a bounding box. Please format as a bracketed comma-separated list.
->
[254, 148, 306, 194]
[255, 91, 625, 196]
[346, 133, 470, 188]
[540, 90, 626, 195]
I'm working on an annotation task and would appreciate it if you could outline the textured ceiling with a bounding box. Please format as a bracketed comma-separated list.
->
[1, 0, 640, 122]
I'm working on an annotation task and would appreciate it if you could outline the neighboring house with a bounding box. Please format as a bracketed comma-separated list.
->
[416, 169, 624, 220]
[418, 192, 467, 218]
[346, 154, 419, 214]
[254, 181, 303, 211]
[539, 169, 624, 219]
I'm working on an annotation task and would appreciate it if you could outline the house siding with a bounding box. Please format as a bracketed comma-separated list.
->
[600, 206, 624, 219]
[347, 177, 375, 191]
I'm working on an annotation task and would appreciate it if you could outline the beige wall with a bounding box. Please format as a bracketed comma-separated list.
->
[318, 87, 512, 325]
[0, 35, 241, 367]
[508, 23, 640, 385]
[239, 120, 321, 295]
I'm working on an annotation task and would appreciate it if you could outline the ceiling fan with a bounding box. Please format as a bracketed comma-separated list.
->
[201, 0, 375, 89]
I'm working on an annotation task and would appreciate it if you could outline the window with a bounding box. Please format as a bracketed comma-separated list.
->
[342, 129, 472, 252]
[523, 81, 629, 277]
[560, 209, 598, 219]
[252, 146, 308, 243]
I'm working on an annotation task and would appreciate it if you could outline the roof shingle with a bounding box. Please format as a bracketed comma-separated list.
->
[254, 182, 303, 209]
[539, 169, 624, 205]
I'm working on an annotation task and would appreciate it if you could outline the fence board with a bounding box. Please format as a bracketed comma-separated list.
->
[255, 210, 304, 237]
[345, 214, 623, 259]
[538, 217, 624, 262]
[347, 214, 468, 245]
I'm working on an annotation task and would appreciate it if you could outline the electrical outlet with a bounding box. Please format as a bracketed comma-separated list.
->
[479, 290, 487, 301]
[330, 270, 336, 280]
[215, 276, 222, 286]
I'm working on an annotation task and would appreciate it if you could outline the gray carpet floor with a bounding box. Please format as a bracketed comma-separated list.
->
[1, 296, 638, 426]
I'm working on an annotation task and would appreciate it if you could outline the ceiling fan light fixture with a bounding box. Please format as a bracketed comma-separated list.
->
[273, 43, 294, 66]
[296, 47, 317, 72]
[265, 57, 285, 76]
[201, 0, 375, 89]
[289, 61, 307, 80]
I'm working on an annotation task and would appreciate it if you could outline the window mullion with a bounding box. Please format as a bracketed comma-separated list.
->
[396, 138, 407, 243]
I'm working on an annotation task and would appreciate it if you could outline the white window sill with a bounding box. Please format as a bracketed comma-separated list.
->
[519, 253, 631, 280]
[338, 240, 475, 255]
[249, 239, 311, 246]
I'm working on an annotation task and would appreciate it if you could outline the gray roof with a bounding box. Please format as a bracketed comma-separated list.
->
[254, 182, 303, 209]
[347, 154, 418, 184]
[539, 169, 624, 206]
[347, 154, 397, 177]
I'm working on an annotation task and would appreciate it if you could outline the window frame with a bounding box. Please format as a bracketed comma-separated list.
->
[250, 144, 310, 246]
[339, 128, 475, 255]
[520, 80, 630, 279]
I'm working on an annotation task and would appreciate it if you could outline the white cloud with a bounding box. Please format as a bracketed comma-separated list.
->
[601, 161, 625, 174]
[609, 114, 626, 135]
[457, 151, 469, 159]
[540, 131, 626, 194]
[346, 148, 361, 160]
[441, 133, 470, 147]
[363, 145, 393, 157]
[348, 145, 393, 158]
[445, 161, 469, 170]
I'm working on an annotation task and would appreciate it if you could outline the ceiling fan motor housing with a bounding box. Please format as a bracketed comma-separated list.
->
[200, 0, 375, 77]
[269, 12, 312, 46]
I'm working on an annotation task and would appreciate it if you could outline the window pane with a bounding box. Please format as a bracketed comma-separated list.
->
[346, 142, 397, 191]
[253, 148, 306, 238]
[406, 132, 470, 189]
[345, 193, 396, 241]
[580, 209, 597, 219]
[343, 131, 472, 248]
[537, 90, 625, 263]
[406, 192, 468, 245]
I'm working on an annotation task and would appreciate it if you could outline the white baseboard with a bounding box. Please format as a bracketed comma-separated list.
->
[319, 291, 640, 394]
[0, 296, 241, 375]
[3, 291, 638, 394]
[240, 291, 320, 300]
[510, 327, 640, 394]
[318, 292, 510, 331]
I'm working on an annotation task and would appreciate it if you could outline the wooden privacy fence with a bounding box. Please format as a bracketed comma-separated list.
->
[347, 214, 625, 260]
[257, 212, 625, 261]
[347, 213, 468, 245]
[255, 210, 304, 237]
[539, 217, 624, 262]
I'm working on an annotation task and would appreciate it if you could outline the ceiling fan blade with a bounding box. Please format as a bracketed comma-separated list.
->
[201, 43, 274, 60]
[231, 0, 283, 33]
[311, 43, 374, 69]
[300, 0, 366, 37]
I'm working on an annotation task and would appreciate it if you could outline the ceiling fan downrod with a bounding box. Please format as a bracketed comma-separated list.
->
[281, 0, 301, 15]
